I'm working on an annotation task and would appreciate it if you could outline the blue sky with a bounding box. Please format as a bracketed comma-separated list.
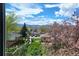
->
[5, 3, 79, 25]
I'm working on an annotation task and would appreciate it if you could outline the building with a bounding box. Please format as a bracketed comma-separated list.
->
[40, 33, 52, 43]
[7, 32, 21, 40]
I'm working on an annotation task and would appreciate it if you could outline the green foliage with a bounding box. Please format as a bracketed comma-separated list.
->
[40, 26, 49, 33]
[5, 47, 16, 56]
[6, 12, 17, 32]
[27, 43, 41, 55]
[6, 37, 46, 56]
[20, 23, 28, 38]
[6, 12, 19, 40]
[26, 37, 46, 56]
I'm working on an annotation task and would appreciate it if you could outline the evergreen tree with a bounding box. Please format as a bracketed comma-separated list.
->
[20, 23, 28, 38]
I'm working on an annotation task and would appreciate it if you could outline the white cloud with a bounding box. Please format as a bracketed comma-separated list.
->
[44, 4, 59, 8]
[6, 7, 17, 12]
[55, 3, 79, 17]
[6, 9, 13, 12]
[25, 15, 34, 18]
[16, 8, 43, 16]
[17, 17, 63, 25]
[44, 3, 79, 17]
[6, 4, 43, 18]
[6, 8, 18, 16]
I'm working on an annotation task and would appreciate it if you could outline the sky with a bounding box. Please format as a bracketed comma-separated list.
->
[5, 3, 79, 25]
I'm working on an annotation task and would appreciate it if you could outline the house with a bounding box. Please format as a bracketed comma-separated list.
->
[31, 31, 40, 37]
[40, 33, 52, 43]
[6, 32, 22, 47]
[7, 32, 21, 40]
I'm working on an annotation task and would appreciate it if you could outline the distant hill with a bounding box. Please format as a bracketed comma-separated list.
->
[17, 24, 51, 29]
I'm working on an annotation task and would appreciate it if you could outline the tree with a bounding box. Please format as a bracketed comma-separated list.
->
[20, 23, 28, 38]
[6, 12, 17, 32]
[51, 22, 61, 37]
[40, 26, 49, 33]
[6, 12, 18, 40]
[71, 12, 79, 43]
